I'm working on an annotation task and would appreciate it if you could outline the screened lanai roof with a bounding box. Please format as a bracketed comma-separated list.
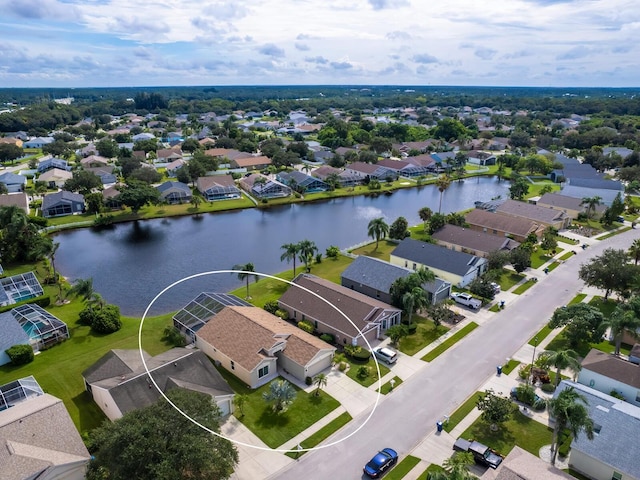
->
[0, 376, 44, 412]
[11, 303, 69, 342]
[0, 271, 44, 306]
[173, 293, 252, 335]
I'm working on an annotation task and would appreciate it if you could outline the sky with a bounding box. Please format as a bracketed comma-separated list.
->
[0, 0, 638, 88]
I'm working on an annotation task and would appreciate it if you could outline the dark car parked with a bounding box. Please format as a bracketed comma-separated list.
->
[363, 448, 398, 478]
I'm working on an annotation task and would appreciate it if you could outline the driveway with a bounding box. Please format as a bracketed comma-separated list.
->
[270, 227, 640, 480]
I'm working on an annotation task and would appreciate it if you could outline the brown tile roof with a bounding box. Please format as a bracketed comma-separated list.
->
[377, 158, 411, 170]
[465, 208, 540, 237]
[278, 274, 401, 338]
[196, 306, 332, 371]
[403, 154, 436, 167]
[496, 199, 567, 224]
[346, 161, 379, 174]
[204, 148, 251, 160]
[580, 349, 640, 388]
[80, 155, 110, 165]
[233, 155, 271, 168]
[156, 148, 182, 159]
[537, 192, 585, 211]
[312, 165, 341, 179]
[0, 193, 28, 211]
[431, 224, 520, 254]
[196, 174, 237, 191]
[0, 137, 22, 146]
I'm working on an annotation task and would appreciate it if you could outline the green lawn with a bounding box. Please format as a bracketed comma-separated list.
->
[422, 322, 479, 362]
[377, 376, 403, 394]
[228, 254, 353, 307]
[559, 251, 576, 261]
[531, 248, 563, 269]
[284, 412, 352, 458]
[547, 261, 561, 272]
[501, 359, 521, 375]
[556, 234, 580, 245]
[543, 330, 628, 357]
[398, 316, 450, 356]
[345, 356, 390, 387]
[420, 464, 445, 477]
[498, 270, 526, 290]
[568, 293, 587, 305]
[219, 371, 340, 449]
[513, 279, 537, 294]
[460, 410, 553, 457]
[597, 226, 632, 240]
[588, 296, 618, 317]
[444, 391, 485, 433]
[528, 324, 557, 346]
[489, 303, 501, 312]
[350, 239, 398, 261]
[385, 455, 421, 480]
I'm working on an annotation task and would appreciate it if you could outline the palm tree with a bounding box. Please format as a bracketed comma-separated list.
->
[435, 174, 452, 213]
[48, 242, 63, 303]
[297, 239, 318, 273]
[605, 304, 640, 355]
[262, 379, 297, 413]
[628, 239, 640, 265]
[402, 287, 429, 325]
[280, 243, 301, 277]
[580, 196, 602, 220]
[418, 206, 433, 223]
[537, 349, 582, 387]
[232, 262, 258, 299]
[233, 394, 248, 417]
[313, 373, 328, 396]
[427, 452, 475, 480]
[68, 277, 95, 302]
[367, 217, 389, 250]
[548, 387, 594, 466]
[325, 172, 341, 191]
[190, 195, 202, 211]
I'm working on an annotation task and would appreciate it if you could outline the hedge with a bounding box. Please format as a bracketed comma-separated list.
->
[5, 344, 34, 365]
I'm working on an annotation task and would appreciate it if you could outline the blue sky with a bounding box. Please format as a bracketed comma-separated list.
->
[0, 0, 638, 88]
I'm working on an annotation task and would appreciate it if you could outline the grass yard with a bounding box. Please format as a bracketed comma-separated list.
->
[420, 464, 445, 477]
[528, 324, 557, 346]
[597, 226, 632, 240]
[501, 359, 521, 375]
[422, 322, 479, 362]
[588, 296, 618, 317]
[219, 371, 340, 449]
[531, 248, 562, 269]
[284, 411, 352, 458]
[350, 239, 398, 261]
[377, 376, 403, 394]
[498, 270, 526, 290]
[547, 261, 561, 272]
[345, 356, 391, 387]
[569, 293, 587, 305]
[489, 303, 501, 312]
[513, 279, 537, 295]
[559, 251, 576, 261]
[385, 455, 421, 480]
[460, 410, 553, 457]
[444, 391, 485, 433]
[398, 316, 450, 356]
[228, 254, 353, 307]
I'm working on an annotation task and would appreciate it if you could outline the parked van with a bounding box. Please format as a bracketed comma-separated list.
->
[373, 347, 398, 365]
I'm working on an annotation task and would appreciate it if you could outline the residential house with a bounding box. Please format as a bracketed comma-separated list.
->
[132, 150, 147, 161]
[102, 184, 122, 209]
[431, 224, 521, 257]
[0, 380, 90, 480]
[465, 208, 544, 242]
[42, 191, 85, 217]
[0, 193, 29, 214]
[239, 174, 291, 199]
[561, 179, 624, 206]
[82, 348, 235, 420]
[231, 155, 272, 171]
[403, 154, 437, 170]
[278, 274, 402, 347]
[156, 148, 183, 163]
[390, 238, 488, 288]
[481, 446, 574, 480]
[204, 148, 250, 162]
[196, 175, 241, 201]
[0, 272, 44, 307]
[535, 192, 593, 219]
[312, 165, 361, 187]
[38, 168, 73, 188]
[80, 155, 110, 167]
[0, 304, 69, 352]
[630, 344, 640, 365]
[577, 349, 640, 407]
[0, 137, 23, 148]
[340, 255, 451, 305]
[395, 140, 434, 154]
[196, 306, 335, 388]
[276, 170, 328, 192]
[466, 151, 497, 166]
[156, 181, 192, 204]
[555, 381, 640, 480]
[376, 158, 432, 177]
[495, 199, 571, 229]
[166, 158, 187, 177]
[0, 172, 26, 193]
[0, 311, 31, 366]
[85, 166, 118, 186]
[22, 137, 54, 149]
[37, 157, 69, 173]
[132, 132, 155, 141]
[344, 161, 397, 181]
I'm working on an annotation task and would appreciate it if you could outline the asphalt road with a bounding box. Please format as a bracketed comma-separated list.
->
[271, 227, 640, 480]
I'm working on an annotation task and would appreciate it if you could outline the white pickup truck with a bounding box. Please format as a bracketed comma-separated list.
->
[451, 292, 482, 310]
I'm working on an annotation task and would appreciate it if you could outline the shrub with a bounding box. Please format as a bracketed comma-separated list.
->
[540, 383, 556, 393]
[514, 384, 536, 405]
[315, 253, 322, 264]
[406, 323, 418, 334]
[356, 365, 370, 379]
[610, 389, 625, 400]
[325, 245, 340, 259]
[344, 345, 371, 361]
[34, 296, 51, 308]
[162, 326, 186, 347]
[297, 320, 314, 334]
[305, 376, 312, 386]
[5, 344, 34, 365]
[263, 300, 279, 315]
[93, 214, 114, 227]
[518, 364, 531, 380]
[91, 304, 122, 334]
[338, 362, 347, 372]
[320, 333, 335, 344]
[28, 215, 48, 227]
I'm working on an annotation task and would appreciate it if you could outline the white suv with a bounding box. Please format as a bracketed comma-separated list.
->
[373, 347, 398, 365]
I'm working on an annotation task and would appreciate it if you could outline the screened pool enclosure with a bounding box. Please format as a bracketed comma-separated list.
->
[0, 376, 44, 412]
[10, 304, 69, 351]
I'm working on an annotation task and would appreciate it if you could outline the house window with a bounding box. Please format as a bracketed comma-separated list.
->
[593, 423, 602, 434]
[314, 320, 318, 328]
[293, 311, 297, 319]
[612, 473, 622, 480]
[230, 360, 235, 370]
[492, 229, 497, 234]
[376, 290, 380, 298]
[404, 261, 408, 268]
[258, 365, 269, 378]
[412, 263, 417, 270]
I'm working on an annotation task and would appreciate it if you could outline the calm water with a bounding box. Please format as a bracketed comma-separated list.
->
[55, 177, 509, 315]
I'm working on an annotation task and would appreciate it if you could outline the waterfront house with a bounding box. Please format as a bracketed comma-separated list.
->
[239, 174, 291, 199]
[0, 172, 26, 193]
[344, 161, 398, 181]
[197, 175, 241, 201]
[42, 191, 85, 217]
[156, 181, 192, 204]
[465, 208, 544, 242]
[276, 170, 328, 192]
[495, 199, 571, 229]
[431, 224, 521, 257]
[38, 168, 73, 188]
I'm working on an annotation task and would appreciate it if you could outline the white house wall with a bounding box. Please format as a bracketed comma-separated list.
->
[389, 255, 464, 287]
[90, 385, 123, 421]
[570, 448, 638, 480]
[577, 370, 640, 407]
[39, 459, 89, 480]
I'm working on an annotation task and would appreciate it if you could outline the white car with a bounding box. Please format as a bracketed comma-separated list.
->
[373, 347, 398, 365]
[490, 282, 501, 293]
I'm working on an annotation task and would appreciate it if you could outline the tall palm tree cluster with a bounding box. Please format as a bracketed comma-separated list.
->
[279, 239, 319, 276]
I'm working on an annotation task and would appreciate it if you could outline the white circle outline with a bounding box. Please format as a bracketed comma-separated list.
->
[138, 270, 383, 453]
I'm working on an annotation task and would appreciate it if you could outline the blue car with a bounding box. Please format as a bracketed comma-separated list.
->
[363, 448, 398, 478]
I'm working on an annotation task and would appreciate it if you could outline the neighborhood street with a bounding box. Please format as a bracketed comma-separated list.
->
[267, 227, 640, 480]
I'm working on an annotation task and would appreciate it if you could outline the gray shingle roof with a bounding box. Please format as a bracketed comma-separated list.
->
[391, 238, 485, 277]
[537, 193, 585, 211]
[496, 199, 567, 225]
[579, 349, 640, 389]
[41, 191, 85, 210]
[81, 349, 152, 384]
[431, 224, 520, 254]
[555, 381, 640, 478]
[341, 256, 413, 294]
[560, 186, 622, 206]
[0, 312, 31, 366]
[567, 178, 624, 191]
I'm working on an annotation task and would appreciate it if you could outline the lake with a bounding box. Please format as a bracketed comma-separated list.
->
[54, 177, 509, 315]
